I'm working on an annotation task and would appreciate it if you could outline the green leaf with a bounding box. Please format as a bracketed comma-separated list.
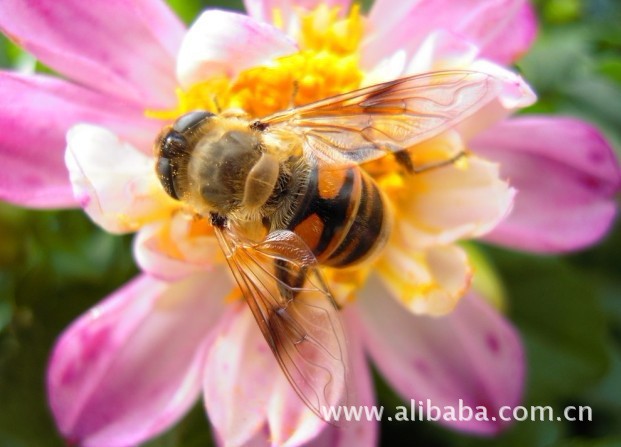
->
[517, 28, 592, 94]
[166, 0, 207, 25]
[0, 299, 11, 333]
[560, 77, 621, 129]
[144, 403, 215, 447]
[166, 0, 245, 25]
[451, 419, 563, 447]
[550, 437, 621, 447]
[0, 34, 24, 69]
[542, 0, 583, 24]
[487, 250, 610, 404]
[598, 58, 621, 85]
[0, 208, 137, 447]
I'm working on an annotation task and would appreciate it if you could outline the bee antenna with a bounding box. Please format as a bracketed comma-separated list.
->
[290, 80, 299, 109]
[212, 95, 222, 114]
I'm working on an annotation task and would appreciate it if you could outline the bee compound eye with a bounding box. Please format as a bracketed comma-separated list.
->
[173, 110, 215, 133]
[160, 132, 187, 159]
[156, 157, 179, 200]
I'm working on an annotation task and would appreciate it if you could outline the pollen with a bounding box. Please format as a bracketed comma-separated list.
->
[299, 4, 364, 55]
[325, 266, 372, 306]
[146, 4, 365, 120]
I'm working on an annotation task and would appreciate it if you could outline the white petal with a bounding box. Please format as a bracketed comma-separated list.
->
[377, 244, 472, 316]
[134, 212, 221, 281]
[204, 305, 326, 447]
[354, 280, 525, 434]
[395, 149, 515, 249]
[65, 124, 174, 233]
[48, 272, 231, 447]
[177, 10, 297, 89]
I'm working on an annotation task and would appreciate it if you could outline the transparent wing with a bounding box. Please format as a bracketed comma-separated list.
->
[214, 225, 348, 419]
[262, 70, 501, 164]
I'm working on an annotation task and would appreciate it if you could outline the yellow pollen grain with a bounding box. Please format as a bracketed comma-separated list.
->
[272, 7, 284, 29]
[225, 288, 244, 304]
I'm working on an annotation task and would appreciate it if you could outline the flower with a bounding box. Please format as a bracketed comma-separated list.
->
[0, 1, 619, 447]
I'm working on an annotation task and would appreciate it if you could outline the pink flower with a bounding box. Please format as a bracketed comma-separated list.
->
[0, 1, 619, 447]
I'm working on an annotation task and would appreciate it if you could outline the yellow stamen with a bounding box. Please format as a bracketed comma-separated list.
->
[299, 4, 364, 54]
[146, 4, 365, 119]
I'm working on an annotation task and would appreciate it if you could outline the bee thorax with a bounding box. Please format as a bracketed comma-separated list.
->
[189, 130, 261, 214]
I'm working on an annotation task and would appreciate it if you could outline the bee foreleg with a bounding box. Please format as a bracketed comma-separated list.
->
[289, 80, 299, 109]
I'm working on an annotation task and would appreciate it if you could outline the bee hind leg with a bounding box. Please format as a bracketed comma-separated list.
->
[275, 258, 307, 303]
[397, 150, 468, 175]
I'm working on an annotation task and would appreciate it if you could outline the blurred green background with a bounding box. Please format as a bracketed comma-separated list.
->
[1, 0, 620, 446]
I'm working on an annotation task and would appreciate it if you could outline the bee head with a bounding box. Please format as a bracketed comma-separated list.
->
[154, 111, 215, 200]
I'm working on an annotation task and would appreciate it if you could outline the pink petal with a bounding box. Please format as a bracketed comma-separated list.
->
[244, 0, 352, 31]
[456, 61, 536, 140]
[0, 0, 184, 108]
[364, 0, 536, 69]
[472, 117, 621, 252]
[364, 33, 537, 136]
[402, 30, 480, 76]
[134, 213, 220, 281]
[0, 72, 160, 208]
[205, 304, 376, 447]
[308, 308, 378, 447]
[65, 125, 173, 234]
[48, 272, 231, 447]
[177, 10, 297, 89]
[355, 277, 525, 434]
[479, 2, 538, 65]
[204, 304, 327, 447]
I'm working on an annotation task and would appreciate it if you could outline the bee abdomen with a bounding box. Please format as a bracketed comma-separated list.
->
[287, 163, 390, 268]
[325, 171, 389, 267]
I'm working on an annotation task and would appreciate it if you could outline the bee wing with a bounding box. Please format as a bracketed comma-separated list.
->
[263, 70, 501, 164]
[214, 225, 348, 419]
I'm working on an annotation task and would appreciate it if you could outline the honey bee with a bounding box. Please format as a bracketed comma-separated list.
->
[155, 70, 502, 419]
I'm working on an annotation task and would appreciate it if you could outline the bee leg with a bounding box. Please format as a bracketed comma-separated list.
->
[273, 257, 343, 312]
[212, 94, 222, 114]
[289, 80, 300, 109]
[275, 258, 306, 302]
[399, 150, 468, 175]
[271, 258, 309, 344]
[393, 151, 415, 174]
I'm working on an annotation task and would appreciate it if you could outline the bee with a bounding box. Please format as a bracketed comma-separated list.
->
[155, 70, 503, 419]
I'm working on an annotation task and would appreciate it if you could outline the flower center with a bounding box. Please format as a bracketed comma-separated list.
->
[147, 4, 365, 120]
[145, 4, 370, 302]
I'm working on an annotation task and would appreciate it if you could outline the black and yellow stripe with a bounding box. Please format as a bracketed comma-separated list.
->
[287, 162, 388, 267]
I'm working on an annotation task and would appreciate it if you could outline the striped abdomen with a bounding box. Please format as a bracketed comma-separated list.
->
[286, 162, 391, 268]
